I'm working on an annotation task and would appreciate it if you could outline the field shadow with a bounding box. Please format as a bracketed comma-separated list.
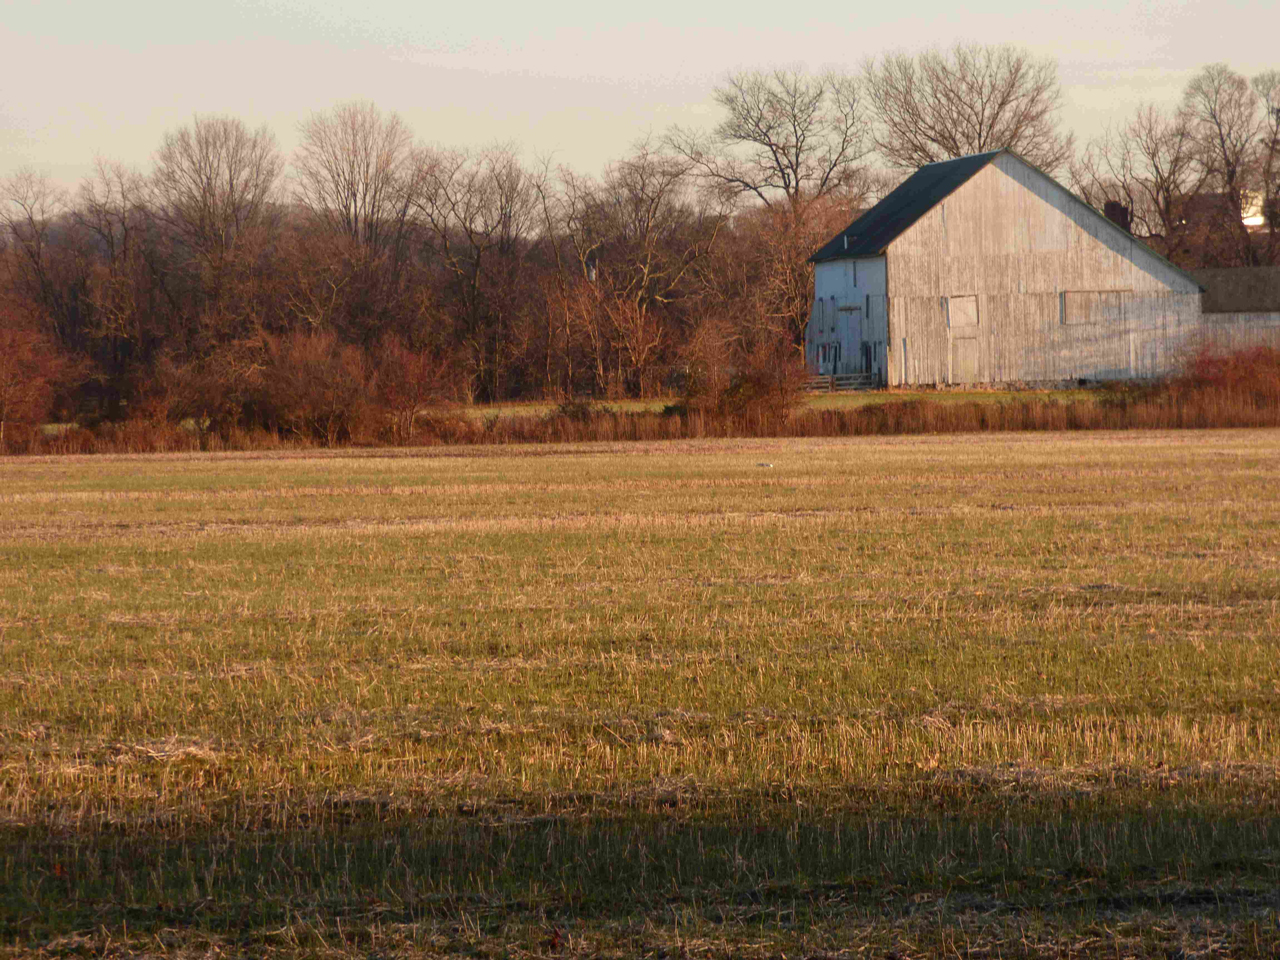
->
[5, 791, 1280, 953]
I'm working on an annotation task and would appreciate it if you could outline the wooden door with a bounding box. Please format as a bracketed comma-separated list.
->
[951, 337, 979, 383]
[947, 295, 980, 384]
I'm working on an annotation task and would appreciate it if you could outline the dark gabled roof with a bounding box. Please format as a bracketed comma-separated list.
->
[809, 149, 1206, 293]
[809, 151, 1001, 262]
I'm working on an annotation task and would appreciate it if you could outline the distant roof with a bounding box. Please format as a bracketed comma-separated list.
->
[809, 151, 1001, 262]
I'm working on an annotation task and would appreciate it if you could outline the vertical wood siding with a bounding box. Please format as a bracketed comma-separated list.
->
[807, 257, 889, 380]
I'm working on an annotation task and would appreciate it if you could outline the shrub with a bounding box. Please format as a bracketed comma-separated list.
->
[0, 326, 72, 452]
[552, 398, 609, 423]
[257, 330, 378, 446]
[157, 339, 268, 441]
[372, 335, 466, 445]
[677, 319, 808, 428]
[1175, 344, 1280, 405]
[715, 334, 809, 424]
[676, 314, 735, 415]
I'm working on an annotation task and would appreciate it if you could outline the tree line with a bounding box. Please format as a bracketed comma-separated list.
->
[1, 47, 1277, 446]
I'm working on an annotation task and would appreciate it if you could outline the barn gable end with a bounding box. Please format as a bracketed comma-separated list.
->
[885, 153, 1203, 385]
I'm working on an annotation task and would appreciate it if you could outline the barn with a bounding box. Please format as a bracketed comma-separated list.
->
[806, 150, 1206, 387]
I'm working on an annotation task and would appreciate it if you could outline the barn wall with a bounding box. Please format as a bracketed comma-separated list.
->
[807, 257, 888, 379]
[885, 155, 1202, 385]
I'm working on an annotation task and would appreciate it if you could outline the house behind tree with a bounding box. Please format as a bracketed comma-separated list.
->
[807, 150, 1211, 386]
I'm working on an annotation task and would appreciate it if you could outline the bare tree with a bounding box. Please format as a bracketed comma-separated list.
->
[533, 162, 602, 397]
[667, 68, 869, 214]
[1081, 65, 1280, 268]
[584, 141, 724, 395]
[668, 73, 870, 357]
[1181, 64, 1268, 264]
[593, 143, 711, 305]
[258, 329, 376, 446]
[294, 101, 417, 257]
[1183, 65, 1257, 199]
[289, 103, 425, 342]
[530, 142, 726, 397]
[0, 170, 94, 350]
[75, 160, 152, 345]
[1251, 70, 1280, 262]
[863, 44, 1074, 173]
[1, 170, 66, 313]
[1072, 105, 1207, 257]
[414, 144, 541, 398]
[151, 115, 282, 264]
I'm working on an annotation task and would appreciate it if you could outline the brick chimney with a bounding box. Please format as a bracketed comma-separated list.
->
[1103, 200, 1132, 234]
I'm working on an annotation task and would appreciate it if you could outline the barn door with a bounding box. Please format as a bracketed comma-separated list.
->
[946, 296, 980, 384]
[847, 306, 862, 376]
[951, 338, 979, 383]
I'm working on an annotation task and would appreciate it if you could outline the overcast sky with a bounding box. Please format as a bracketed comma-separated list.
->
[2, 0, 1275, 190]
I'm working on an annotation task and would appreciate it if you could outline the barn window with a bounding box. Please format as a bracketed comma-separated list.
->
[1061, 291, 1128, 326]
[947, 295, 979, 330]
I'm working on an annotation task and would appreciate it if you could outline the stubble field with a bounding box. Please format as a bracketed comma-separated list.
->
[1, 431, 1279, 958]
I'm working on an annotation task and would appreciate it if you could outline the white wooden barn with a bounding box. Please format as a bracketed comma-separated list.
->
[806, 150, 1208, 386]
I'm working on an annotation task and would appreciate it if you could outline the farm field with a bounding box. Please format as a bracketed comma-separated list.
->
[1, 431, 1279, 958]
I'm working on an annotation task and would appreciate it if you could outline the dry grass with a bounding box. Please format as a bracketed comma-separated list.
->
[2, 431, 1279, 957]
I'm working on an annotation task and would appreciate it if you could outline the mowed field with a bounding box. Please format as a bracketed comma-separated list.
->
[2, 431, 1279, 958]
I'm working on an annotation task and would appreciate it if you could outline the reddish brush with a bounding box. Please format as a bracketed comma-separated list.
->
[1174, 345, 1280, 404]
[10, 347, 1280, 455]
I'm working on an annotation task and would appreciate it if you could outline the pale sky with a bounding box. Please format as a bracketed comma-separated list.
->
[2, 0, 1276, 190]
